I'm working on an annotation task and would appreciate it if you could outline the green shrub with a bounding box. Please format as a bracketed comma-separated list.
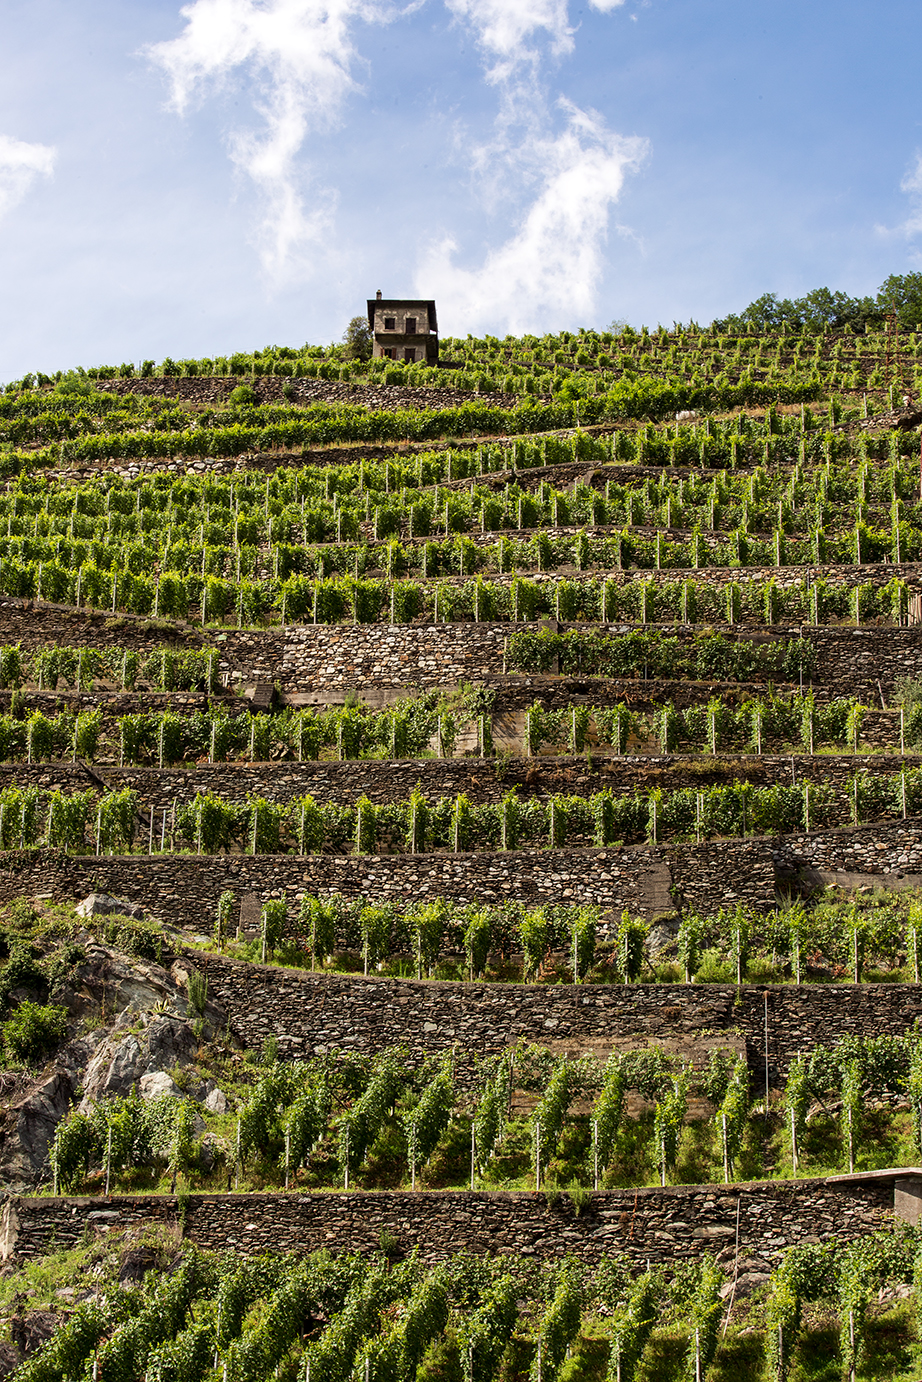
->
[229, 384, 257, 406]
[3, 1001, 67, 1062]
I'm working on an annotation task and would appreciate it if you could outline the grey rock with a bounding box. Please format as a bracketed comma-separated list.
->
[0, 1069, 75, 1187]
[646, 915, 680, 958]
[79, 1016, 197, 1109]
[139, 1071, 181, 1100]
[203, 1087, 228, 1115]
[75, 893, 146, 922]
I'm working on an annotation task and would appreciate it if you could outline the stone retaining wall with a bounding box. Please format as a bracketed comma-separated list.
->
[0, 600, 918, 699]
[3, 1178, 894, 1268]
[95, 376, 514, 412]
[0, 752, 912, 815]
[0, 596, 916, 697]
[0, 841, 773, 925]
[190, 954, 922, 1078]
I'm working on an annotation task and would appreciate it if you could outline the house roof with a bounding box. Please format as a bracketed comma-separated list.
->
[367, 300, 438, 332]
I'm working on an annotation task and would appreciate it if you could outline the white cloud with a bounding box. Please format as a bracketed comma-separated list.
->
[0, 135, 56, 222]
[876, 153, 922, 243]
[443, 0, 574, 80]
[146, 0, 395, 279]
[418, 100, 646, 332]
[147, 0, 638, 314]
[428, 0, 640, 333]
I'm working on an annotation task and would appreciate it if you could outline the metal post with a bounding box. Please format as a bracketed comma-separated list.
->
[763, 991, 770, 1115]
[593, 1120, 599, 1191]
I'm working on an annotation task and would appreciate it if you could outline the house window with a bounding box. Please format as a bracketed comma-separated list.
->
[404, 348, 415, 363]
[383, 316, 396, 330]
[383, 348, 396, 359]
[405, 317, 417, 334]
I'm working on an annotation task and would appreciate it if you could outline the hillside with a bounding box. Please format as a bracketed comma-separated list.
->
[3, 320, 922, 1378]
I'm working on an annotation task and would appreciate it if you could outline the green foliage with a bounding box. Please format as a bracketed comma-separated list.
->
[534, 1057, 574, 1178]
[653, 1069, 689, 1186]
[339, 1053, 404, 1176]
[404, 1057, 454, 1176]
[458, 1274, 518, 1382]
[685, 1257, 725, 1381]
[607, 1270, 658, 1382]
[531, 1267, 582, 1382]
[617, 911, 648, 983]
[519, 907, 552, 981]
[473, 1053, 511, 1174]
[463, 909, 492, 978]
[593, 1054, 626, 1175]
[2, 1000, 66, 1063]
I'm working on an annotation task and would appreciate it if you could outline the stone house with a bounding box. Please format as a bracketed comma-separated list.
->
[367, 292, 439, 364]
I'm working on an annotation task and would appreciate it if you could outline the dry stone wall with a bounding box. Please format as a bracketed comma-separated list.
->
[772, 818, 922, 876]
[190, 954, 922, 1079]
[0, 598, 920, 700]
[95, 376, 514, 411]
[0, 752, 914, 814]
[0, 841, 773, 925]
[4, 1178, 894, 1268]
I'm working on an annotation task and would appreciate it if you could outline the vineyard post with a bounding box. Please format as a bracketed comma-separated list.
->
[592, 1119, 598, 1191]
[285, 1127, 290, 1189]
[902, 708, 906, 755]
[344, 1126, 350, 1190]
[534, 1118, 541, 1190]
[235, 1117, 241, 1189]
[721, 1113, 728, 1183]
[95, 805, 101, 857]
[160, 808, 167, 852]
[105, 1121, 112, 1196]
[763, 991, 770, 1118]
[470, 1123, 475, 1190]
[903, 770, 908, 820]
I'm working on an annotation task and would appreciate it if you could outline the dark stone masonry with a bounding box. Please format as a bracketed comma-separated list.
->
[0, 601, 920, 700]
[2, 1177, 895, 1268]
[189, 954, 922, 1082]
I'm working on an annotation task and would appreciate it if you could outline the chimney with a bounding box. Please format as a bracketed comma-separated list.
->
[376, 289, 382, 300]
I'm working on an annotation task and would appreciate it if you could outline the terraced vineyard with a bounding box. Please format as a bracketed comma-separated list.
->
[8, 321, 922, 1378]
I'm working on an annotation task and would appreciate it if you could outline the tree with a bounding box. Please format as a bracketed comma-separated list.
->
[342, 315, 373, 360]
[877, 272, 922, 330]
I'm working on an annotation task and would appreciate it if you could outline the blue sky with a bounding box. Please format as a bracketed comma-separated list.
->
[1, 0, 921, 379]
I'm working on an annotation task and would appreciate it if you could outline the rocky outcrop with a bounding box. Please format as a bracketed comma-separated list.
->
[0, 942, 225, 1190]
[79, 1015, 197, 1108]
